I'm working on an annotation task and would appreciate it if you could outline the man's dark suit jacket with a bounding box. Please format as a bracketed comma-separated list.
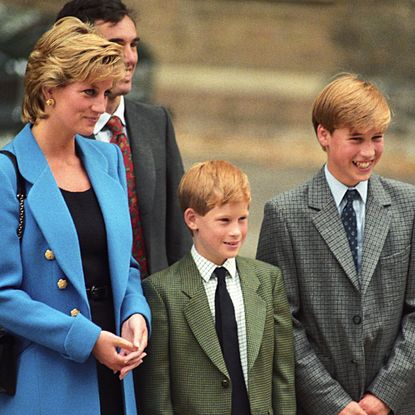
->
[120, 98, 191, 274]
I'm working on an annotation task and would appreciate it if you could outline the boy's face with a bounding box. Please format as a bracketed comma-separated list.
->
[317, 125, 384, 187]
[184, 202, 249, 265]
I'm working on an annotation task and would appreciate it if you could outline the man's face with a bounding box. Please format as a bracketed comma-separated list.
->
[95, 15, 139, 97]
[317, 125, 385, 186]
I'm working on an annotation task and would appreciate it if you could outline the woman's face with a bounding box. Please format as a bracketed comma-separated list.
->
[46, 78, 113, 137]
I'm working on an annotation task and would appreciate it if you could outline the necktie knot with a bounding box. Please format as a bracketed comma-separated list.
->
[214, 267, 227, 283]
[344, 189, 359, 204]
[106, 115, 123, 135]
[213, 267, 228, 280]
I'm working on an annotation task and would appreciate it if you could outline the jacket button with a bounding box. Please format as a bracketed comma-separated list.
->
[70, 308, 80, 317]
[57, 279, 68, 290]
[221, 379, 229, 388]
[352, 315, 362, 325]
[44, 249, 55, 261]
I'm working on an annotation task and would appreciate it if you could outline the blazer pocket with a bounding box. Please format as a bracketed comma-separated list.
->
[379, 244, 411, 266]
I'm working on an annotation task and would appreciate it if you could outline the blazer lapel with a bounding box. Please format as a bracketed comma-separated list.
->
[360, 175, 392, 294]
[12, 126, 87, 302]
[180, 254, 228, 377]
[76, 137, 132, 328]
[125, 99, 156, 217]
[237, 258, 267, 374]
[309, 169, 360, 290]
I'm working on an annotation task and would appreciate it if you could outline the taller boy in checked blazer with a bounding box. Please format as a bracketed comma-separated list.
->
[136, 160, 295, 415]
[57, 0, 191, 276]
[257, 74, 415, 415]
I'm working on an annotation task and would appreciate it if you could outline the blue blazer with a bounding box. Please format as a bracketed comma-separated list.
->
[0, 124, 151, 415]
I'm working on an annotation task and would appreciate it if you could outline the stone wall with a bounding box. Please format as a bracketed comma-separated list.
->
[130, 0, 339, 71]
[124, 0, 343, 137]
[3, 0, 389, 138]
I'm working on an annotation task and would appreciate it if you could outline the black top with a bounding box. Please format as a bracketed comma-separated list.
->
[61, 187, 123, 415]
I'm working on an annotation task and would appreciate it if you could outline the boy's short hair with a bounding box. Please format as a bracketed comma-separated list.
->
[179, 160, 251, 216]
[312, 73, 391, 134]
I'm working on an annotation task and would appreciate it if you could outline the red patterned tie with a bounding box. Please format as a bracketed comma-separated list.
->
[106, 115, 148, 277]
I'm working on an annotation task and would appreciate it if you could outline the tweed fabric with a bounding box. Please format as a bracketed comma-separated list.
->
[257, 168, 415, 415]
[136, 253, 296, 415]
[106, 115, 147, 276]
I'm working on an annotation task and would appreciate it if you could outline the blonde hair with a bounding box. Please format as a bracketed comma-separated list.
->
[179, 160, 251, 216]
[312, 73, 391, 134]
[22, 16, 124, 123]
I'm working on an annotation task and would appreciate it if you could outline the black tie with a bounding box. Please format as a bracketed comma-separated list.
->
[341, 189, 359, 271]
[214, 267, 250, 415]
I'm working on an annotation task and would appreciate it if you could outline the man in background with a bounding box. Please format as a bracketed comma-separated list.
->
[57, 0, 191, 277]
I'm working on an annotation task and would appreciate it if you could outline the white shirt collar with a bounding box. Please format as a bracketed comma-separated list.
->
[191, 245, 237, 283]
[324, 164, 368, 207]
[93, 95, 126, 134]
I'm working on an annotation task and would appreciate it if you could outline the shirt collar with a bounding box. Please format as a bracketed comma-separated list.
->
[93, 96, 126, 134]
[324, 164, 368, 207]
[191, 245, 237, 283]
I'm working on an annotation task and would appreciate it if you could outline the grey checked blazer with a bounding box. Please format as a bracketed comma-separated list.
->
[123, 99, 191, 274]
[257, 168, 415, 415]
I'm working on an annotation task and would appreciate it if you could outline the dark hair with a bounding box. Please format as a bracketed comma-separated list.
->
[56, 0, 135, 24]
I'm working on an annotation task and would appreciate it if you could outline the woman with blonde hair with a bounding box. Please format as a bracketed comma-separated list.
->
[0, 17, 150, 415]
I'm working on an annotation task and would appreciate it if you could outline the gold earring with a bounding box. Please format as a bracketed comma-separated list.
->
[46, 98, 55, 106]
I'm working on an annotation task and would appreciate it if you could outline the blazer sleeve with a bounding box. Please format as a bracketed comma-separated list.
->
[365, 217, 415, 413]
[136, 278, 174, 415]
[163, 108, 192, 265]
[272, 266, 296, 415]
[0, 158, 101, 363]
[257, 201, 353, 414]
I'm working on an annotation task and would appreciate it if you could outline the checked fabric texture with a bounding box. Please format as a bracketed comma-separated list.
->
[214, 267, 250, 415]
[257, 169, 415, 414]
[341, 189, 359, 271]
[106, 115, 148, 277]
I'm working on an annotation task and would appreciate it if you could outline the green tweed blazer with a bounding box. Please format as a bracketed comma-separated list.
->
[136, 253, 295, 415]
